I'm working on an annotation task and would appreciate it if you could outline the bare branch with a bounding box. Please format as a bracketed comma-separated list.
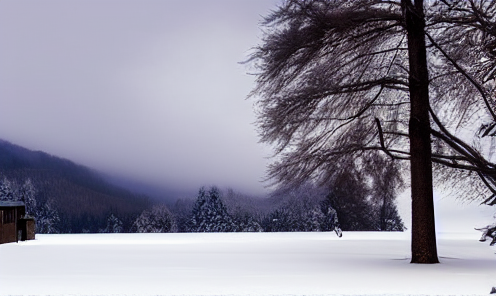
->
[426, 30, 496, 121]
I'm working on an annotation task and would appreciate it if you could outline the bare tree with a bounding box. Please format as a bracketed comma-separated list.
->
[248, 0, 496, 263]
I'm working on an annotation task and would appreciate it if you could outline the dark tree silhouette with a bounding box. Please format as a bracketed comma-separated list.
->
[249, 0, 496, 263]
[189, 187, 235, 232]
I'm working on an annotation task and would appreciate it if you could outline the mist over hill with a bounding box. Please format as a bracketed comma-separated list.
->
[0, 139, 156, 232]
[0, 139, 407, 233]
[102, 172, 195, 204]
[0, 139, 275, 233]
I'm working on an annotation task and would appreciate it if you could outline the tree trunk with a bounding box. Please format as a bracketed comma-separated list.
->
[402, 0, 439, 264]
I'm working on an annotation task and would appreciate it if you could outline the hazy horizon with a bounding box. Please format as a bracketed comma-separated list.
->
[0, 0, 280, 196]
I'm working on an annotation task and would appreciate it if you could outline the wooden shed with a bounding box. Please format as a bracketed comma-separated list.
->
[0, 201, 35, 244]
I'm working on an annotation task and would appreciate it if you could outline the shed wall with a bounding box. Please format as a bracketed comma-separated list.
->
[0, 221, 16, 244]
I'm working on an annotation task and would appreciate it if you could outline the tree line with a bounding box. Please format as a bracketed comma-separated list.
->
[0, 174, 149, 233]
[107, 184, 404, 233]
[135, 184, 404, 233]
[0, 177, 404, 234]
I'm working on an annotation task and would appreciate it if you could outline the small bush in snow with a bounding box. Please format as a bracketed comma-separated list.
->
[132, 204, 177, 233]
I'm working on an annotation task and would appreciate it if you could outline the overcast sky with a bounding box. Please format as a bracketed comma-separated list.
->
[0, 0, 494, 231]
[0, 0, 280, 196]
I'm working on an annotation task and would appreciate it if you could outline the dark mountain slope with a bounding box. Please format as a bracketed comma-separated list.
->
[0, 139, 151, 232]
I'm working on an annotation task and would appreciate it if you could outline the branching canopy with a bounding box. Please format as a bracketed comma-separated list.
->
[250, 0, 496, 204]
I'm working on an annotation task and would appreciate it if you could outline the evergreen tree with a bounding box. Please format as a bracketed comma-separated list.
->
[36, 199, 60, 234]
[189, 187, 235, 232]
[222, 188, 267, 232]
[132, 204, 177, 233]
[262, 208, 293, 232]
[375, 200, 405, 231]
[232, 213, 263, 232]
[366, 154, 405, 231]
[264, 183, 328, 232]
[103, 214, 124, 233]
[18, 178, 36, 215]
[263, 203, 328, 232]
[0, 177, 15, 201]
[322, 169, 405, 231]
[306, 205, 326, 231]
[171, 198, 195, 232]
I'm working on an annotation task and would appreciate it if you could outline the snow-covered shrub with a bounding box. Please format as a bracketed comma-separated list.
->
[262, 209, 293, 232]
[132, 204, 177, 233]
[263, 183, 329, 232]
[103, 214, 124, 233]
[232, 213, 263, 232]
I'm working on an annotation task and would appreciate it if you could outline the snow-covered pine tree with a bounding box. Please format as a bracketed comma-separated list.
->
[222, 188, 264, 232]
[36, 199, 60, 234]
[375, 199, 405, 231]
[189, 187, 235, 232]
[264, 183, 329, 232]
[262, 208, 293, 232]
[0, 177, 15, 201]
[18, 178, 36, 216]
[263, 205, 326, 232]
[103, 213, 124, 233]
[170, 198, 196, 232]
[305, 205, 325, 232]
[232, 213, 263, 232]
[132, 204, 177, 233]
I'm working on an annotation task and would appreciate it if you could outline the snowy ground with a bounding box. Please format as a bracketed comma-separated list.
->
[0, 232, 495, 296]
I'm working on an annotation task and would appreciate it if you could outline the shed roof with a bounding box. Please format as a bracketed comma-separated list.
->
[0, 201, 25, 207]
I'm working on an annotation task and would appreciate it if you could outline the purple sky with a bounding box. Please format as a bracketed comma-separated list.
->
[0, 0, 279, 196]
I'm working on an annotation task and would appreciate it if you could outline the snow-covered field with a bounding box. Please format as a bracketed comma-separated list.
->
[0, 232, 495, 296]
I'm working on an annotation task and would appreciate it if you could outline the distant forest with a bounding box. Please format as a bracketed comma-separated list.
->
[0, 139, 404, 233]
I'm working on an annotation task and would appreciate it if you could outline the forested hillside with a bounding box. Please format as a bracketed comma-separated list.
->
[0, 139, 405, 233]
[0, 139, 151, 232]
